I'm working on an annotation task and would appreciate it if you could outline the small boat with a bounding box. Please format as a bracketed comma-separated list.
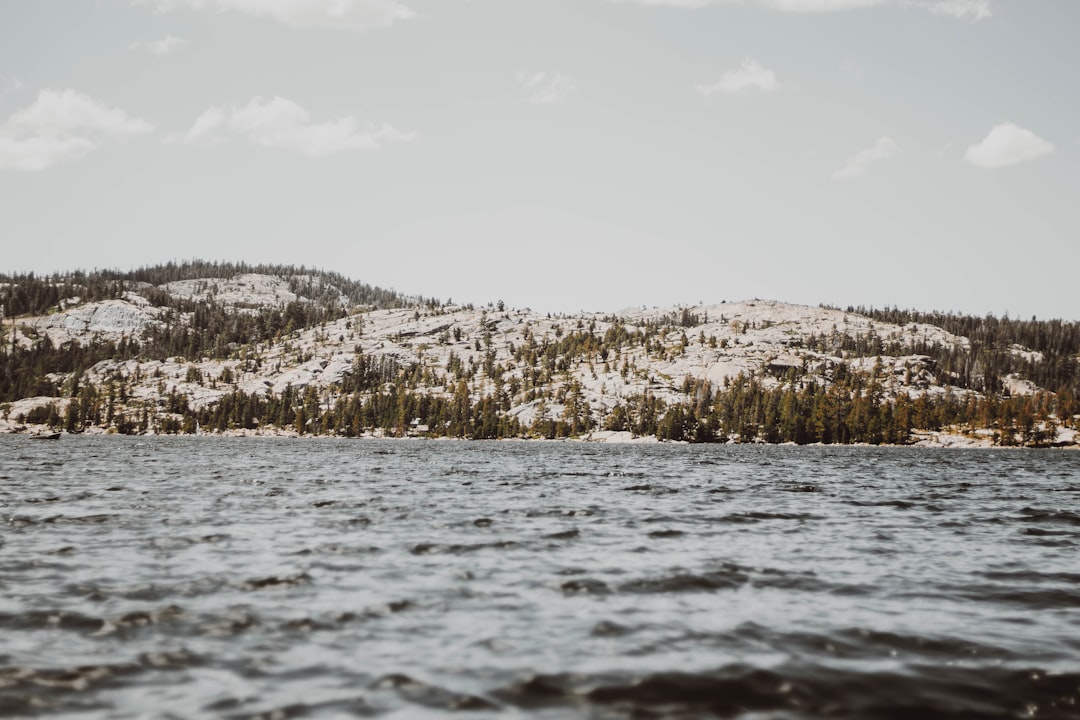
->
[30, 432, 62, 441]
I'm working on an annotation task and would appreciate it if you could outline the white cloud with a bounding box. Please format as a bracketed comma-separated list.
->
[916, 0, 991, 19]
[183, 106, 226, 144]
[0, 134, 96, 172]
[131, 35, 189, 55]
[697, 58, 779, 96]
[8, 89, 153, 136]
[608, 0, 722, 6]
[608, 0, 884, 8]
[178, 96, 415, 156]
[762, 0, 885, 11]
[0, 89, 154, 171]
[833, 136, 899, 180]
[608, 0, 991, 18]
[964, 122, 1053, 169]
[518, 72, 577, 105]
[134, 0, 414, 30]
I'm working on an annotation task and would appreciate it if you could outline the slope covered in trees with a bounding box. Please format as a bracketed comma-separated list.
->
[0, 262, 432, 402]
[0, 261, 425, 317]
[1, 264, 1077, 447]
[831, 304, 1080, 398]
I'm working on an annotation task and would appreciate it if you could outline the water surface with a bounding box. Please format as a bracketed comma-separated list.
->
[2, 437, 1078, 718]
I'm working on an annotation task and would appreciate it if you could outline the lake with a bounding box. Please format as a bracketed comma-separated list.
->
[1, 437, 1078, 718]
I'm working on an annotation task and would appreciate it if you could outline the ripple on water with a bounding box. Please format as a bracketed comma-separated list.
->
[493, 664, 1080, 719]
[0, 437, 1078, 718]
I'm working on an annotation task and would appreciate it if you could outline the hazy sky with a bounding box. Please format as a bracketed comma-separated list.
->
[1, 1, 1077, 319]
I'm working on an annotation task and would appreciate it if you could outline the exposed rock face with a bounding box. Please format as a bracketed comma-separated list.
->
[26, 299, 163, 346]
[159, 273, 327, 308]
[50, 297, 982, 429]
[1002, 373, 1039, 397]
[4, 274, 1072, 445]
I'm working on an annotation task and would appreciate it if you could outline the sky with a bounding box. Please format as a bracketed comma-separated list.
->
[1, 0, 1078, 320]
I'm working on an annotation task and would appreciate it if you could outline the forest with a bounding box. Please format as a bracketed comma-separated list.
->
[830, 304, 1080, 397]
[0, 262, 433, 402]
[2, 263, 1078, 446]
[14, 352, 1072, 447]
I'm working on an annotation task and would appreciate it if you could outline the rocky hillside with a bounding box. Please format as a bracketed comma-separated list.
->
[1, 265, 1077, 447]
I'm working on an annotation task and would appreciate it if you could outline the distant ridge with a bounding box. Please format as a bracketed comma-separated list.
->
[0, 261, 437, 318]
[0, 262, 1077, 447]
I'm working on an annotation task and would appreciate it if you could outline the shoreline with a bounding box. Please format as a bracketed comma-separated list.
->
[2, 422, 1076, 450]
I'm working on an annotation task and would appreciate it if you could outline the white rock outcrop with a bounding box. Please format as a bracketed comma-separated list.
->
[26, 300, 162, 346]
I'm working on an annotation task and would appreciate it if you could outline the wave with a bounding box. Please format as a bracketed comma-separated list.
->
[493, 664, 1080, 719]
[1016, 507, 1080, 526]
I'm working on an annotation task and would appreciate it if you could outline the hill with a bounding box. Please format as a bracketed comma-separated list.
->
[1, 263, 1077, 447]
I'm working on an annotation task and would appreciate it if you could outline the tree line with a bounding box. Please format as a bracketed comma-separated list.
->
[0, 261, 434, 403]
[3, 266, 1078, 446]
[14, 354, 1074, 447]
[824, 304, 1080, 397]
[0, 260, 431, 317]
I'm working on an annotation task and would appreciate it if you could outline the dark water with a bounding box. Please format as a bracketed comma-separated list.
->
[2, 437, 1079, 719]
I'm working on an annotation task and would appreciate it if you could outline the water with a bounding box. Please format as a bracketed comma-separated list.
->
[1, 437, 1078, 719]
